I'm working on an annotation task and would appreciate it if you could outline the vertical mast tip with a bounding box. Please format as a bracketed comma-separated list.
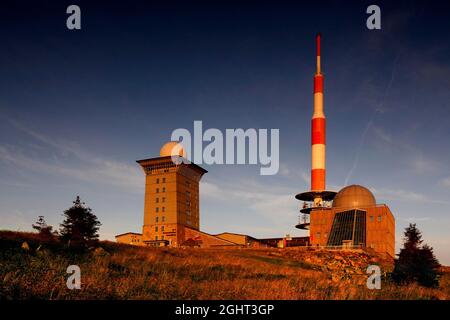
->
[316, 34, 321, 74]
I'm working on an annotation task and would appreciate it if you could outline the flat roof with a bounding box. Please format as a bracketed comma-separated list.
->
[136, 156, 208, 174]
[115, 232, 142, 238]
[214, 232, 251, 237]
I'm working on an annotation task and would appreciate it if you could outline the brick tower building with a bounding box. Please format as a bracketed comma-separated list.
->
[137, 141, 207, 247]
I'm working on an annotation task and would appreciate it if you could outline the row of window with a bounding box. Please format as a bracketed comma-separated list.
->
[155, 216, 166, 223]
[154, 210, 196, 216]
[155, 225, 165, 232]
[156, 177, 166, 184]
[156, 187, 166, 193]
[155, 197, 191, 205]
[370, 215, 383, 222]
[156, 197, 166, 203]
[155, 213, 196, 222]
[155, 197, 194, 208]
[155, 178, 192, 187]
[316, 232, 328, 238]
[186, 191, 191, 209]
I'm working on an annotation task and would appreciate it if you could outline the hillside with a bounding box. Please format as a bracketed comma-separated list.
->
[1, 231, 448, 300]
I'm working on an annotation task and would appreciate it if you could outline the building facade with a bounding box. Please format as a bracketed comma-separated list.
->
[115, 232, 143, 245]
[308, 185, 395, 257]
[137, 142, 207, 247]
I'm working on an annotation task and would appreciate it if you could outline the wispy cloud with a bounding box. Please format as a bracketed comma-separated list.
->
[370, 124, 442, 176]
[0, 119, 143, 193]
[410, 156, 439, 175]
[371, 187, 450, 205]
[344, 54, 401, 185]
[400, 217, 432, 223]
[371, 125, 392, 144]
[278, 163, 309, 185]
[202, 179, 298, 226]
[440, 177, 450, 188]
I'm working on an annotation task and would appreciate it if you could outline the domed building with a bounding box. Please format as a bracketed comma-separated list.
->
[306, 184, 395, 257]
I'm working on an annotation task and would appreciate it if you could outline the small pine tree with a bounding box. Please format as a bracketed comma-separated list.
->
[32, 216, 55, 240]
[59, 196, 101, 248]
[392, 223, 441, 287]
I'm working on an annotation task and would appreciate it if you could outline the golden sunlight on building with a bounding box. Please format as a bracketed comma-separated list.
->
[137, 142, 207, 247]
[115, 141, 307, 248]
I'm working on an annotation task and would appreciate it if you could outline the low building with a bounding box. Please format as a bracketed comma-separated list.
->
[214, 232, 262, 247]
[115, 232, 143, 246]
[308, 185, 395, 258]
[181, 228, 239, 247]
[258, 236, 310, 248]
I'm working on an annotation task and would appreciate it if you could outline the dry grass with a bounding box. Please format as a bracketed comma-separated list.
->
[1, 231, 448, 300]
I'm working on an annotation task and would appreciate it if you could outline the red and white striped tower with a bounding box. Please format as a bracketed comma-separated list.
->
[295, 34, 336, 229]
[311, 34, 326, 204]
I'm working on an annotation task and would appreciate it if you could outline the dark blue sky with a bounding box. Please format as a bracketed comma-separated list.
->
[1, 1, 449, 262]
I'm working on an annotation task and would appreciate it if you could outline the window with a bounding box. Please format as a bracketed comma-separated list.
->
[162, 187, 166, 193]
[162, 197, 165, 203]
[156, 198, 159, 203]
[186, 191, 191, 197]
[377, 216, 382, 222]
[156, 188, 159, 193]
[328, 209, 366, 247]
[155, 226, 158, 232]
[316, 232, 321, 238]
[370, 216, 374, 222]
[155, 216, 159, 223]
[156, 207, 159, 213]
[186, 181, 191, 187]
[156, 178, 159, 184]
[155, 236, 158, 240]
[161, 226, 165, 232]
[162, 178, 166, 183]
[161, 235, 164, 240]
[162, 216, 165, 222]
[162, 207, 165, 212]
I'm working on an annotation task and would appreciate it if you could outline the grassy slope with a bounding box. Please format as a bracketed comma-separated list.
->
[1, 231, 448, 300]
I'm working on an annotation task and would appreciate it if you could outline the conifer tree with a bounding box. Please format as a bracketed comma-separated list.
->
[392, 223, 440, 287]
[32, 215, 55, 240]
[59, 196, 101, 248]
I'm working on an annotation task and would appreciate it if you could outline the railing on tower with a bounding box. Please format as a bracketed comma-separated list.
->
[298, 213, 310, 225]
